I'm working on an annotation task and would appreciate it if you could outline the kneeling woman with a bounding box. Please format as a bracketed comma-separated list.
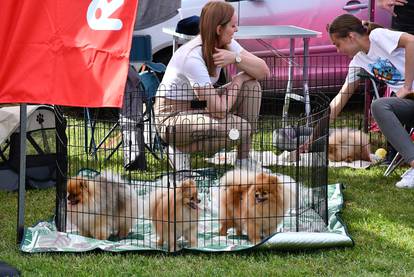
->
[327, 14, 414, 188]
[155, 1, 269, 169]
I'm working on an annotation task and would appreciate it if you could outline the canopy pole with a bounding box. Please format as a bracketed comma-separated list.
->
[17, 104, 27, 244]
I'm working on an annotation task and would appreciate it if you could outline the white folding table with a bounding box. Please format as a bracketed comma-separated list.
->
[162, 25, 321, 124]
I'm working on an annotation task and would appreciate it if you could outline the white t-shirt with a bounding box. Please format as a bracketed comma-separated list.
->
[157, 36, 243, 100]
[347, 28, 412, 92]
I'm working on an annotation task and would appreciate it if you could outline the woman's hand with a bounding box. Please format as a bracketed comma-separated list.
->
[377, 0, 407, 16]
[213, 47, 237, 67]
[396, 85, 414, 98]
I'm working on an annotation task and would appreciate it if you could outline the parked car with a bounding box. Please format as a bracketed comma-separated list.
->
[134, 0, 391, 92]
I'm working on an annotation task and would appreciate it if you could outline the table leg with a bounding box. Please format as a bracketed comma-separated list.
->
[282, 38, 295, 126]
[303, 37, 311, 125]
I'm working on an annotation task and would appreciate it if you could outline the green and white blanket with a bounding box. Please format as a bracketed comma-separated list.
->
[21, 172, 353, 253]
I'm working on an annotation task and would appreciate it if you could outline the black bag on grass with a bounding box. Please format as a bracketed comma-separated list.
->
[0, 106, 65, 191]
[0, 261, 20, 277]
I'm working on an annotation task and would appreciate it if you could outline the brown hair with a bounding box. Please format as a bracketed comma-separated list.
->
[327, 14, 383, 38]
[199, 1, 235, 76]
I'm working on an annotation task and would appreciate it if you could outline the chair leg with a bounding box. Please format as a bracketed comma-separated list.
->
[145, 143, 162, 161]
[383, 128, 414, 177]
[167, 145, 191, 171]
[84, 108, 98, 156]
[143, 106, 165, 160]
[91, 122, 120, 156]
[384, 153, 404, 177]
[104, 141, 123, 162]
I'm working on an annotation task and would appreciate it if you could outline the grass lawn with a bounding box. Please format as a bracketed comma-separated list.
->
[1, 165, 414, 276]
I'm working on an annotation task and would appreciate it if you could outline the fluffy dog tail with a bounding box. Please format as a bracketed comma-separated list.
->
[219, 169, 257, 192]
[98, 170, 142, 219]
[144, 186, 167, 219]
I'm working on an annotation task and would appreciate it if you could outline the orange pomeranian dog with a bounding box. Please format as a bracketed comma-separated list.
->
[150, 179, 200, 251]
[242, 172, 285, 244]
[218, 169, 256, 236]
[66, 173, 138, 240]
[328, 128, 371, 162]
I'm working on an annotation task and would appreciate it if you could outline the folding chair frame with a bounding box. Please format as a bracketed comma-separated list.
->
[361, 70, 412, 177]
[83, 35, 166, 166]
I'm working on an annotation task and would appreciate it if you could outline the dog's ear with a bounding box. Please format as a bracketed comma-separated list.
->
[268, 174, 279, 185]
[78, 178, 89, 191]
[66, 179, 74, 193]
[255, 173, 266, 184]
[181, 179, 197, 196]
[181, 178, 196, 188]
[256, 173, 279, 185]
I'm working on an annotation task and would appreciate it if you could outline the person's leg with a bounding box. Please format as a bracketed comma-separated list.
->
[371, 97, 414, 187]
[231, 80, 262, 131]
[230, 80, 262, 159]
[155, 84, 259, 161]
[161, 112, 251, 156]
[371, 97, 414, 164]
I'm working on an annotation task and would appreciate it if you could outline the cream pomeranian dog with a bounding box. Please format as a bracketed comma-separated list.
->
[66, 172, 138, 240]
[328, 128, 371, 162]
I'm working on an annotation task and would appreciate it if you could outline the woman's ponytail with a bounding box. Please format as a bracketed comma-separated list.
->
[328, 14, 383, 38]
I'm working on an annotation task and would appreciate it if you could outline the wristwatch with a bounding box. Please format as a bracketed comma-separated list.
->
[235, 52, 242, 64]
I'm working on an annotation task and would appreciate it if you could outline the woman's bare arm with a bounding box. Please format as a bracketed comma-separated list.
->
[396, 32, 414, 98]
[330, 79, 360, 122]
[235, 50, 270, 80]
[193, 72, 253, 118]
[293, 79, 360, 156]
[213, 48, 270, 80]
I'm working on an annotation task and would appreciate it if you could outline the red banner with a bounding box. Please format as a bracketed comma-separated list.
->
[0, 0, 138, 107]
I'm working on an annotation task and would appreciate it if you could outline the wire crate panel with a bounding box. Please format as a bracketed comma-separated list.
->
[56, 81, 331, 252]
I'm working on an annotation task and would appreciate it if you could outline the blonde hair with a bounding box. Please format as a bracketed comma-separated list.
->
[199, 1, 235, 76]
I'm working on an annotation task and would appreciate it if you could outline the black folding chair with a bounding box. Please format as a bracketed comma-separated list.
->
[383, 128, 414, 177]
[360, 70, 413, 176]
[84, 35, 166, 168]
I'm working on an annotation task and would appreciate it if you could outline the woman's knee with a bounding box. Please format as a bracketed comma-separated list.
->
[243, 80, 262, 94]
[371, 98, 389, 118]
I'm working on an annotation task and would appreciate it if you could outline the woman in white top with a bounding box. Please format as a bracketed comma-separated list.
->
[155, 1, 269, 169]
[327, 14, 414, 188]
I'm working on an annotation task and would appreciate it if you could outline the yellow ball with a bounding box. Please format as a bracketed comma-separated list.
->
[375, 148, 387, 159]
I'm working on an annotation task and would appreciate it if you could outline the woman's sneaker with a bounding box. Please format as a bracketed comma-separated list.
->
[395, 168, 414, 188]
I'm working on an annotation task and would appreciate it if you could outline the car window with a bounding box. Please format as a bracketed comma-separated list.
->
[135, 0, 180, 30]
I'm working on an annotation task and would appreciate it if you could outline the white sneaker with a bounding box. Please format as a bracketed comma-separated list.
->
[395, 168, 414, 188]
[168, 146, 191, 171]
